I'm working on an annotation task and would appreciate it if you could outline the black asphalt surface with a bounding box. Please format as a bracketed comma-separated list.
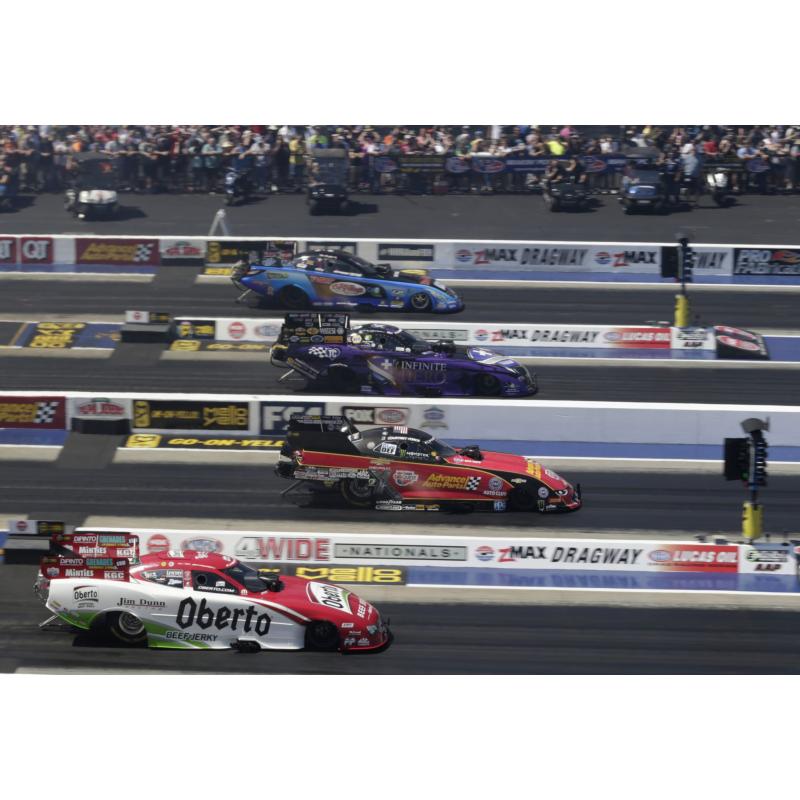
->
[0, 266, 797, 329]
[3, 565, 800, 674]
[1, 192, 800, 244]
[3, 350, 800, 405]
[1, 455, 795, 537]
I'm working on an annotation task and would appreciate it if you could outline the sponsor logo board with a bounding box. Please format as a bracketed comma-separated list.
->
[76, 239, 159, 266]
[0, 396, 65, 429]
[377, 244, 435, 263]
[334, 543, 467, 561]
[159, 239, 206, 264]
[341, 406, 410, 426]
[69, 397, 131, 421]
[261, 403, 323, 434]
[734, 248, 800, 276]
[133, 400, 250, 431]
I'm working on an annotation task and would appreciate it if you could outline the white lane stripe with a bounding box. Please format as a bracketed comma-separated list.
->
[405, 583, 800, 599]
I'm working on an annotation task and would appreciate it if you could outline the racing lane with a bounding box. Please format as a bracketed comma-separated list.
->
[1, 192, 800, 244]
[1, 457, 796, 538]
[0, 268, 797, 329]
[3, 353, 800, 404]
[3, 565, 800, 674]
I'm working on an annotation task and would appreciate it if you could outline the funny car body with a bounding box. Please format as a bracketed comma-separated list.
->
[270, 312, 537, 397]
[231, 248, 463, 314]
[277, 415, 582, 513]
[34, 532, 391, 653]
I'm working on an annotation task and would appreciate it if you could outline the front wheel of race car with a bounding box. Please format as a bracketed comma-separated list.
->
[105, 611, 147, 645]
[279, 285, 309, 310]
[508, 486, 540, 512]
[409, 292, 433, 313]
[340, 478, 377, 508]
[305, 620, 341, 651]
[474, 373, 501, 396]
[326, 364, 360, 393]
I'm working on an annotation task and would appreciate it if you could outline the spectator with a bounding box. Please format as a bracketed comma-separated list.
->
[202, 136, 221, 192]
[272, 136, 290, 191]
[680, 142, 701, 204]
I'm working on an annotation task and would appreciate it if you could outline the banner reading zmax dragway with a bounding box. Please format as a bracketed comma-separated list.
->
[435, 243, 663, 274]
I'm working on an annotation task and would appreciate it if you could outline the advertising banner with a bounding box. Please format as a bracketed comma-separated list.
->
[305, 241, 358, 255]
[0, 395, 66, 429]
[132, 399, 250, 431]
[397, 155, 445, 173]
[438, 243, 662, 273]
[402, 322, 673, 349]
[205, 239, 297, 267]
[261, 401, 325, 435]
[0, 236, 15, 264]
[376, 243, 435, 263]
[18, 237, 54, 265]
[68, 397, 132, 423]
[6, 519, 66, 536]
[88, 528, 782, 577]
[173, 319, 218, 340]
[214, 318, 283, 342]
[159, 239, 207, 266]
[691, 247, 735, 277]
[734, 248, 800, 276]
[76, 238, 160, 267]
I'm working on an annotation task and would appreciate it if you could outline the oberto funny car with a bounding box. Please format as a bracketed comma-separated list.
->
[231, 249, 463, 314]
[270, 312, 537, 397]
[34, 532, 391, 653]
[277, 415, 582, 513]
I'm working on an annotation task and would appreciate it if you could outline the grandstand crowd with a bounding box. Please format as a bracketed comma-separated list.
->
[1, 125, 798, 196]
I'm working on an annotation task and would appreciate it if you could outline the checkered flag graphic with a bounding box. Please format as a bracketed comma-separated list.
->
[465, 476, 481, 491]
[34, 401, 59, 424]
[133, 244, 153, 263]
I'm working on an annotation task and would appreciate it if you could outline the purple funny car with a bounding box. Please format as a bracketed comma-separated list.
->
[270, 313, 537, 398]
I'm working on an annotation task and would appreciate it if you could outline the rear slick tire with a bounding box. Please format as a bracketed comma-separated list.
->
[340, 478, 376, 508]
[106, 611, 146, 645]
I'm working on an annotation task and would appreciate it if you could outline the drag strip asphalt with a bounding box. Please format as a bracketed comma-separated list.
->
[2, 348, 800, 404]
[0, 267, 797, 329]
[0, 450, 795, 538]
[4, 565, 800, 674]
[2, 192, 800, 244]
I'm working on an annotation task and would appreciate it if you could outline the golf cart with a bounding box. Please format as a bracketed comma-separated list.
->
[543, 177, 590, 212]
[619, 146, 667, 214]
[65, 152, 119, 220]
[307, 148, 350, 215]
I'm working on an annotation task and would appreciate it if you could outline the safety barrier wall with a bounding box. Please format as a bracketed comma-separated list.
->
[11, 525, 797, 580]
[2, 391, 799, 445]
[2, 234, 800, 278]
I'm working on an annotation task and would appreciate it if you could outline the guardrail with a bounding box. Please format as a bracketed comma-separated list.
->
[2, 391, 799, 447]
[2, 234, 800, 279]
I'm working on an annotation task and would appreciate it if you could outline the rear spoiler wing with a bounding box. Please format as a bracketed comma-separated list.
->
[277, 312, 350, 346]
[40, 555, 131, 582]
[41, 532, 140, 581]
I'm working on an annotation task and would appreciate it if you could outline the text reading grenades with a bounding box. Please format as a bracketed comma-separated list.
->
[176, 597, 270, 636]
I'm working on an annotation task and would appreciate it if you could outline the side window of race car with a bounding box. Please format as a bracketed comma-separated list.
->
[140, 569, 184, 588]
[192, 570, 239, 595]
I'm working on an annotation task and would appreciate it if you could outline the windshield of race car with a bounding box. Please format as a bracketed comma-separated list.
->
[222, 561, 276, 593]
[354, 327, 431, 353]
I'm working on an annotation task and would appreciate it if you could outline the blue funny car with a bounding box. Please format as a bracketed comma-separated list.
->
[270, 313, 537, 398]
[231, 249, 463, 314]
